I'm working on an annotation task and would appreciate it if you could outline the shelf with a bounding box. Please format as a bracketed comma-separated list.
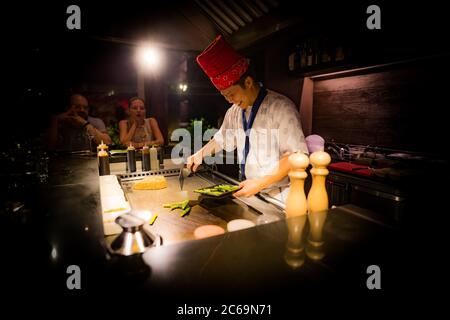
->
[288, 59, 356, 78]
[289, 52, 450, 80]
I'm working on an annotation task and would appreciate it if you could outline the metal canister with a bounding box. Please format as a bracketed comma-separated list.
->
[127, 144, 136, 172]
[141, 145, 150, 172]
[98, 149, 110, 176]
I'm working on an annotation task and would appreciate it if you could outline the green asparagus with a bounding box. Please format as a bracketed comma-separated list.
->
[180, 206, 191, 217]
[194, 184, 240, 196]
[163, 200, 189, 210]
[162, 200, 191, 217]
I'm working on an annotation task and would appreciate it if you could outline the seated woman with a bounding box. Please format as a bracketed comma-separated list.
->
[119, 97, 164, 148]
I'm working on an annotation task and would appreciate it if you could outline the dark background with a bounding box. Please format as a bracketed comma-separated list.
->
[1, 0, 449, 314]
[4, 1, 450, 142]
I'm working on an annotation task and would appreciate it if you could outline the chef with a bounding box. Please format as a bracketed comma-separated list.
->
[187, 35, 308, 203]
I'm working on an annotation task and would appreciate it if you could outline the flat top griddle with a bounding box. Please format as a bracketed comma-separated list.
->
[116, 169, 283, 246]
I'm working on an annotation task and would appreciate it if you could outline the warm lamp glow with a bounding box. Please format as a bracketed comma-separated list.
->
[137, 45, 163, 72]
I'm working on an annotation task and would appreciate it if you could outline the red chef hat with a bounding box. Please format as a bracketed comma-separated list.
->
[196, 35, 249, 91]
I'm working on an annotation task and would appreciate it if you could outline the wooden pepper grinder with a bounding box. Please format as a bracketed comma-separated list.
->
[285, 152, 309, 218]
[307, 150, 331, 214]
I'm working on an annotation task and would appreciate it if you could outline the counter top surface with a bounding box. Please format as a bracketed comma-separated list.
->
[2, 155, 442, 311]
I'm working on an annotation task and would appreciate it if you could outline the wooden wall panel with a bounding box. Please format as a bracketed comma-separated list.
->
[312, 59, 449, 154]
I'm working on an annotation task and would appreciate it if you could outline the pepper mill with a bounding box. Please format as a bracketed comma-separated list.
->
[285, 152, 309, 218]
[307, 150, 331, 214]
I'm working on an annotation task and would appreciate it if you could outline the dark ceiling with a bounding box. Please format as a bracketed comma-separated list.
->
[10, 1, 450, 54]
[80, 0, 303, 52]
[10, 1, 301, 52]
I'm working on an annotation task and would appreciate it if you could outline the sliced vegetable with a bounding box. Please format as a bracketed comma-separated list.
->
[149, 214, 158, 225]
[194, 184, 240, 196]
[180, 206, 191, 217]
[180, 200, 189, 210]
[162, 200, 191, 217]
[103, 207, 127, 213]
[163, 200, 189, 210]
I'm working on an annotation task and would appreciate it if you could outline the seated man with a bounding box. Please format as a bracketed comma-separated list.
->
[47, 94, 111, 151]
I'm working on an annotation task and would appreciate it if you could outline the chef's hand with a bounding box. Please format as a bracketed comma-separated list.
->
[186, 151, 203, 172]
[233, 179, 265, 198]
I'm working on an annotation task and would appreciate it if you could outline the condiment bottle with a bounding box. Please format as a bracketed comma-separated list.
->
[141, 145, 150, 172]
[150, 145, 158, 170]
[97, 140, 108, 153]
[158, 146, 164, 168]
[127, 144, 136, 172]
[98, 148, 110, 176]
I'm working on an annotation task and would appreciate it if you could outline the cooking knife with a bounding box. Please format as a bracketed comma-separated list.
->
[178, 167, 192, 190]
[178, 168, 184, 190]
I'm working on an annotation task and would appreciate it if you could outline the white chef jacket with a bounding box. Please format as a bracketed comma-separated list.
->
[213, 89, 308, 203]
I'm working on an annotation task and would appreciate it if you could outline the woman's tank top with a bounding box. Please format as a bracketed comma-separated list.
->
[128, 118, 154, 143]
